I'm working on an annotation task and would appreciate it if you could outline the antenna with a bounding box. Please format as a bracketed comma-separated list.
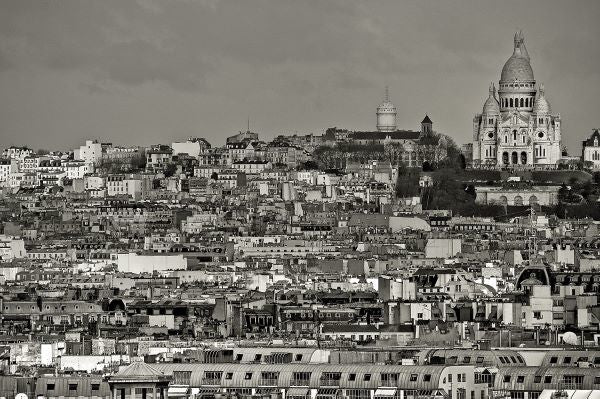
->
[385, 86, 389, 102]
[247, 116, 250, 132]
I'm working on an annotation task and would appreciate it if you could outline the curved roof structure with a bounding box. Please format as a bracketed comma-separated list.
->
[493, 366, 600, 391]
[416, 349, 526, 367]
[152, 363, 448, 391]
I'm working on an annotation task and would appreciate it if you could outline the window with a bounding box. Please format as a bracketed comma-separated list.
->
[550, 356, 558, 364]
[203, 371, 223, 384]
[424, 374, 431, 382]
[292, 371, 311, 385]
[563, 357, 572, 364]
[47, 384, 55, 391]
[476, 356, 484, 364]
[463, 356, 471, 363]
[295, 354, 303, 361]
[410, 374, 418, 382]
[348, 374, 356, 381]
[261, 372, 279, 385]
[544, 376, 552, 384]
[533, 311, 542, 319]
[320, 372, 342, 385]
[173, 371, 192, 385]
[534, 376, 542, 383]
[517, 376, 525, 383]
[225, 373, 233, 380]
[594, 376, 600, 385]
[91, 383, 100, 391]
[503, 375, 511, 383]
[244, 372, 253, 380]
[363, 374, 371, 382]
[69, 384, 78, 391]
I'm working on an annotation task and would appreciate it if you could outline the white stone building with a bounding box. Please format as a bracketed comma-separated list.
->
[472, 31, 562, 168]
[74, 140, 102, 166]
[582, 129, 600, 169]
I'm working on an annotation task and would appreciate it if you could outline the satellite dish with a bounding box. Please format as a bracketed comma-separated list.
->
[562, 331, 578, 345]
[15, 394, 28, 399]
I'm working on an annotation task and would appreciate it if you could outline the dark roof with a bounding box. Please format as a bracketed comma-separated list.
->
[350, 130, 421, 141]
[322, 324, 379, 333]
[421, 115, 432, 124]
[582, 129, 600, 147]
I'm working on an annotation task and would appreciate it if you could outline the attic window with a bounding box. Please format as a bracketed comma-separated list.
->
[423, 374, 431, 382]
[544, 376, 552, 384]
[69, 384, 78, 391]
[91, 384, 100, 391]
[295, 354, 303, 361]
[410, 374, 418, 382]
[363, 374, 371, 382]
[245, 372, 253, 380]
[225, 373, 233, 380]
[348, 374, 356, 381]
[503, 375, 511, 383]
[47, 384, 55, 391]
[476, 357, 484, 364]
[517, 376, 525, 383]
[549, 356, 558, 364]
[563, 357, 572, 364]
[534, 376, 542, 383]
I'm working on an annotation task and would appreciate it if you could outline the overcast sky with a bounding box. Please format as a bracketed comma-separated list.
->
[0, 0, 599, 153]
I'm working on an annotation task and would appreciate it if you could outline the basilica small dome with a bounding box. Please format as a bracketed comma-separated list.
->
[533, 85, 551, 114]
[482, 83, 500, 114]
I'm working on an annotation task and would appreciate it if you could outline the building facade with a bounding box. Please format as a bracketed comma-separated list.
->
[582, 129, 600, 169]
[472, 31, 562, 168]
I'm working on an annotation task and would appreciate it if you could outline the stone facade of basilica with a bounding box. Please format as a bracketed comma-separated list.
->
[472, 31, 562, 168]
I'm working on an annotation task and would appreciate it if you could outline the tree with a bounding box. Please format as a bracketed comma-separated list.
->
[164, 163, 178, 177]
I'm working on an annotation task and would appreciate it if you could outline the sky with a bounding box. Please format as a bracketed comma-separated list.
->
[0, 0, 599, 153]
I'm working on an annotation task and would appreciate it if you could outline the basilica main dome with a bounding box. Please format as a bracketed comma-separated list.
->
[500, 31, 534, 83]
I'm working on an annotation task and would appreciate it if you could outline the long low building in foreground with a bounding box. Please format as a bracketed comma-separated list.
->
[105, 362, 600, 399]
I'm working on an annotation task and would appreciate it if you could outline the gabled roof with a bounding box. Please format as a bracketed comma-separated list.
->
[421, 115, 432, 124]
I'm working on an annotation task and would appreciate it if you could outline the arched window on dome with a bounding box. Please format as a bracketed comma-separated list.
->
[520, 98, 524, 107]
[510, 98, 513, 108]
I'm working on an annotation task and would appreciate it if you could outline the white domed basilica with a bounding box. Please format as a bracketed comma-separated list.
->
[472, 31, 562, 168]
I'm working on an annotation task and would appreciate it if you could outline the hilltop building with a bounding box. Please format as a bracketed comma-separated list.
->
[472, 31, 562, 168]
